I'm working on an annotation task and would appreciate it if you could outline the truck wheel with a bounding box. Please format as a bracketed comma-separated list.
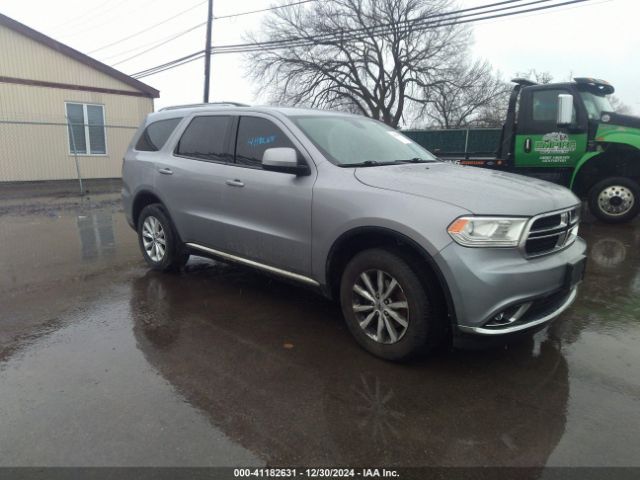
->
[339, 248, 446, 361]
[588, 177, 640, 224]
[137, 204, 189, 272]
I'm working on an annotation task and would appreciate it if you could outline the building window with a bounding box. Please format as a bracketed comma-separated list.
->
[65, 103, 106, 155]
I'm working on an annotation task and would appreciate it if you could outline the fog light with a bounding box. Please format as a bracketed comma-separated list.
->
[485, 302, 533, 327]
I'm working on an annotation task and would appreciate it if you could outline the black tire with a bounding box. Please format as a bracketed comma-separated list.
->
[588, 177, 640, 224]
[339, 248, 446, 361]
[137, 204, 189, 272]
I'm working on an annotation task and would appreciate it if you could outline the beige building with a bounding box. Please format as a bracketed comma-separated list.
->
[0, 13, 159, 182]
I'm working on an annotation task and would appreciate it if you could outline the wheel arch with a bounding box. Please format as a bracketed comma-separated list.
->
[132, 189, 169, 228]
[325, 226, 456, 324]
[571, 145, 640, 198]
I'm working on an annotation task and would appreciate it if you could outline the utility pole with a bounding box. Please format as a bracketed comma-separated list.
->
[203, 0, 213, 102]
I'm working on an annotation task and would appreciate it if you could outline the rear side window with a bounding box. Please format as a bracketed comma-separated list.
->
[135, 118, 181, 152]
[176, 116, 234, 162]
[235, 116, 296, 168]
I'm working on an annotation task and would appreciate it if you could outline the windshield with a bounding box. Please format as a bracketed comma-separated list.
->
[580, 91, 614, 120]
[290, 115, 438, 166]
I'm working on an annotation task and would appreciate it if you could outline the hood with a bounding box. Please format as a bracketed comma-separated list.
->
[601, 111, 640, 130]
[354, 163, 579, 216]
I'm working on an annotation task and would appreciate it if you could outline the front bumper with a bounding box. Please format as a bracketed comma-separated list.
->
[434, 237, 586, 335]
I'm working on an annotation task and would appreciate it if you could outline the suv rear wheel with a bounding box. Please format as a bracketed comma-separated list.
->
[137, 204, 189, 271]
[339, 248, 446, 360]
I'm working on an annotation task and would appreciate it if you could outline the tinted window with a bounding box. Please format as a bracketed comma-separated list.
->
[176, 116, 233, 162]
[532, 90, 575, 123]
[235, 117, 296, 168]
[136, 118, 181, 152]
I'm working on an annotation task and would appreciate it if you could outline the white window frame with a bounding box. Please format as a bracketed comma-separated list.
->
[65, 102, 107, 156]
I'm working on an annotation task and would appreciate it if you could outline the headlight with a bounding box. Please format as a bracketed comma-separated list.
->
[447, 216, 528, 247]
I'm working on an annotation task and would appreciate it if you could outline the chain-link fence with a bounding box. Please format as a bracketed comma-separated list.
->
[402, 128, 501, 158]
[0, 121, 502, 190]
[0, 120, 139, 192]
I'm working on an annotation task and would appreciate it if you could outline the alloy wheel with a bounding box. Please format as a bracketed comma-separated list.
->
[142, 215, 167, 262]
[352, 269, 409, 344]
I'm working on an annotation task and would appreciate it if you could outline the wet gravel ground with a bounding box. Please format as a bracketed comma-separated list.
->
[0, 194, 639, 468]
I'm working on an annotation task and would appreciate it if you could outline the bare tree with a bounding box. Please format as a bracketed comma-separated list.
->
[470, 88, 511, 128]
[247, 0, 493, 128]
[418, 62, 510, 128]
[515, 69, 554, 84]
[608, 95, 631, 114]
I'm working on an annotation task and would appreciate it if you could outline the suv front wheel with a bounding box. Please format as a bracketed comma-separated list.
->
[339, 248, 445, 360]
[137, 204, 189, 272]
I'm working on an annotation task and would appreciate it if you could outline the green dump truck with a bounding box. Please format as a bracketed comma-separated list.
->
[405, 78, 640, 224]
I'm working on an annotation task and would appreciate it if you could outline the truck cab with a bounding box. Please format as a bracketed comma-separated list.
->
[495, 78, 640, 223]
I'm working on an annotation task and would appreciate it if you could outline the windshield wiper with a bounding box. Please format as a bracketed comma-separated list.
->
[392, 157, 437, 164]
[342, 158, 437, 168]
[341, 160, 389, 168]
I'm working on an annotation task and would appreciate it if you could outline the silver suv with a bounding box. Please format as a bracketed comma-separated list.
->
[123, 104, 586, 360]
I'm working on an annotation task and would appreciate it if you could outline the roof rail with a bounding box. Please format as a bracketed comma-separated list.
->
[511, 78, 537, 87]
[159, 101, 250, 111]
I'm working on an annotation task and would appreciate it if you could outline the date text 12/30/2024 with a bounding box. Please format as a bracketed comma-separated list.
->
[234, 468, 400, 478]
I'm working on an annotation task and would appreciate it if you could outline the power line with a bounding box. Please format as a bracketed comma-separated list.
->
[88, 0, 207, 54]
[212, 0, 552, 54]
[131, 50, 206, 78]
[213, 0, 596, 55]
[92, 0, 310, 58]
[59, 0, 162, 41]
[131, 0, 592, 79]
[111, 22, 206, 66]
[213, 0, 316, 20]
[100, 22, 206, 62]
[51, 0, 121, 32]
[475, 0, 612, 26]
[137, 0, 544, 64]
[130, 0, 532, 77]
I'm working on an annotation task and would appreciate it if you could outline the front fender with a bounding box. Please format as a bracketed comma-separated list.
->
[569, 152, 600, 189]
[570, 124, 640, 189]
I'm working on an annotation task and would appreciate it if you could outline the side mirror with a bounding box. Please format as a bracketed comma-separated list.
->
[557, 94, 573, 126]
[262, 147, 309, 175]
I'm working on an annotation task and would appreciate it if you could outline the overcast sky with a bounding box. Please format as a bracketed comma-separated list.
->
[2, 0, 638, 115]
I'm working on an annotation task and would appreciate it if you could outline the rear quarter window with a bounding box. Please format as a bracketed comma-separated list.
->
[135, 118, 182, 152]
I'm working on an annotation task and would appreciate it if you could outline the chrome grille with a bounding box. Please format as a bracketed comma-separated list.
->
[525, 207, 580, 257]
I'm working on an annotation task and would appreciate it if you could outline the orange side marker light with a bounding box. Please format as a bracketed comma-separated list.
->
[448, 218, 469, 234]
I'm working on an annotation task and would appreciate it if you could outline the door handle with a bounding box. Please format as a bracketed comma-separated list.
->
[524, 138, 532, 153]
[225, 179, 245, 188]
[158, 168, 173, 175]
